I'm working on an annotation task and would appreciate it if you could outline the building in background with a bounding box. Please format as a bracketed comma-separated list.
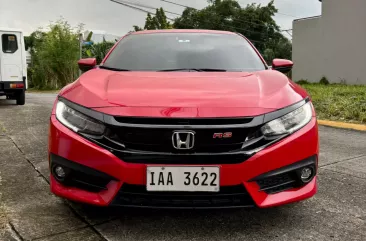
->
[83, 30, 120, 43]
[292, 0, 366, 84]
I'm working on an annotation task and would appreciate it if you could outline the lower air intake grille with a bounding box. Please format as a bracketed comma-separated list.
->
[256, 172, 298, 194]
[111, 184, 255, 208]
[252, 155, 317, 194]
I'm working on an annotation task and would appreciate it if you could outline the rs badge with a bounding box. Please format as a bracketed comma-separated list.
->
[213, 132, 232, 139]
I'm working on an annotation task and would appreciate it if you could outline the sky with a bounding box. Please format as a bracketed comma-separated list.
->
[0, 0, 322, 36]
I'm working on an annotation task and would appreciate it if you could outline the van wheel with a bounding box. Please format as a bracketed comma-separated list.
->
[16, 91, 25, 105]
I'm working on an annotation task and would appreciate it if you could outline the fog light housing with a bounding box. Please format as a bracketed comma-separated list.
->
[53, 165, 67, 181]
[300, 167, 313, 183]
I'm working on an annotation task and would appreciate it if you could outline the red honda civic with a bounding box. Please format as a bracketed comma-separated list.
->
[48, 29, 318, 208]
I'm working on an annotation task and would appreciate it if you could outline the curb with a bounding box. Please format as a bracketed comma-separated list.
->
[318, 120, 366, 132]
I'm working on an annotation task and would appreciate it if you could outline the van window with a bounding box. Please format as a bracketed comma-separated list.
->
[2, 34, 18, 53]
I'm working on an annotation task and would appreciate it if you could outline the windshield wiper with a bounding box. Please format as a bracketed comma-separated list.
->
[158, 68, 227, 72]
[99, 66, 131, 71]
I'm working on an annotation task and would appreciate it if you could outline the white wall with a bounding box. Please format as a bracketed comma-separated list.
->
[293, 0, 366, 84]
[292, 17, 323, 83]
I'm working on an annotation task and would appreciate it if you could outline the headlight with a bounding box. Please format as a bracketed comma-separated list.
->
[261, 102, 313, 137]
[55, 101, 105, 136]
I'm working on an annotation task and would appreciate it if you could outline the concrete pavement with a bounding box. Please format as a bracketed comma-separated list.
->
[0, 93, 365, 241]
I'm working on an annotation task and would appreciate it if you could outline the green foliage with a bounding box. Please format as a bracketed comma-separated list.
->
[24, 36, 32, 51]
[319, 76, 330, 85]
[144, 13, 155, 30]
[296, 79, 310, 85]
[263, 37, 292, 63]
[85, 31, 93, 42]
[172, 0, 291, 63]
[154, 8, 172, 29]
[134, 8, 172, 31]
[133, 25, 143, 32]
[24, 31, 47, 51]
[82, 38, 115, 64]
[27, 22, 116, 90]
[28, 19, 81, 90]
[299, 83, 366, 123]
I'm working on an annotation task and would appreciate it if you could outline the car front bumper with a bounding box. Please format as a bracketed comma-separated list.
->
[49, 115, 318, 208]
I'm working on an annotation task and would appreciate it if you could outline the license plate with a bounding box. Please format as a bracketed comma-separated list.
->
[146, 166, 220, 192]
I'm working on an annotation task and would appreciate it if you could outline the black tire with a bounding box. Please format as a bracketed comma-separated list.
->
[16, 91, 25, 105]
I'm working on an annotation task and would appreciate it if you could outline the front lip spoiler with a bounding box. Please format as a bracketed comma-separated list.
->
[108, 204, 256, 209]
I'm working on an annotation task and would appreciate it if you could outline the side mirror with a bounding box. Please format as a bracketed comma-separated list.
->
[78, 58, 96, 72]
[272, 59, 293, 73]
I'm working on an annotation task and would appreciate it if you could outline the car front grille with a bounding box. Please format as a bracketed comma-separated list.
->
[107, 126, 256, 153]
[111, 184, 255, 208]
[84, 116, 267, 165]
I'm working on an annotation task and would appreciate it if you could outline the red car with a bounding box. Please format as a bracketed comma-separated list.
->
[49, 30, 318, 208]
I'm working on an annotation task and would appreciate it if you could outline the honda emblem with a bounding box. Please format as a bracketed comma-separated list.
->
[172, 131, 195, 150]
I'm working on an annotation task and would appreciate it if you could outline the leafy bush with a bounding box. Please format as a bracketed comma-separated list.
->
[319, 76, 330, 85]
[82, 40, 115, 64]
[28, 20, 81, 90]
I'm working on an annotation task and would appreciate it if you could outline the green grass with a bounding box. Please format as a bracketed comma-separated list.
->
[299, 83, 366, 124]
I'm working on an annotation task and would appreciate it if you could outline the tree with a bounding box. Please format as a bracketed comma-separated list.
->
[133, 8, 172, 31]
[173, 0, 291, 63]
[144, 13, 155, 30]
[28, 19, 81, 89]
[24, 31, 46, 51]
[154, 8, 171, 29]
[133, 25, 143, 32]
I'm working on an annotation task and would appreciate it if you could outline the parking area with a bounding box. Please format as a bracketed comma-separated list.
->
[0, 93, 365, 241]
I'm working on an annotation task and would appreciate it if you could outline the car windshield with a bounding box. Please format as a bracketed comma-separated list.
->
[102, 32, 266, 72]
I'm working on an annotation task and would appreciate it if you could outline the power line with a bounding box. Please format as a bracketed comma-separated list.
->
[161, 0, 274, 29]
[109, 0, 275, 44]
[282, 29, 292, 37]
[116, 0, 287, 37]
[113, 0, 181, 16]
[275, 12, 301, 18]
[112, 0, 270, 37]
[161, 0, 300, 29]
[161, 0, 191, 9]
[110, 0, 175, 20]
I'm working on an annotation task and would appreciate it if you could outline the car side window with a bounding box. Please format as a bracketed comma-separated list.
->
[2, 34, 18, 53]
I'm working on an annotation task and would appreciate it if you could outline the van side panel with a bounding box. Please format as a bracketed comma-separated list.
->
[0, 31, 25, 85]
[20, 32, 28, 89]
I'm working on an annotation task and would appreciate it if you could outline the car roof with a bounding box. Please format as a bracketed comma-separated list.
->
[130, 29, 237, 35]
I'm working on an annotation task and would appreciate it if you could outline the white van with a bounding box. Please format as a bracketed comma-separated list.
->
[0, 28, 27, 105]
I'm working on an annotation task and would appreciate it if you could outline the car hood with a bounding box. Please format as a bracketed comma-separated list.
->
[60, 69, 308, 118]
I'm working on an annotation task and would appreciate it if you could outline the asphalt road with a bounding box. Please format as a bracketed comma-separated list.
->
[0, 93, 365, 241]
